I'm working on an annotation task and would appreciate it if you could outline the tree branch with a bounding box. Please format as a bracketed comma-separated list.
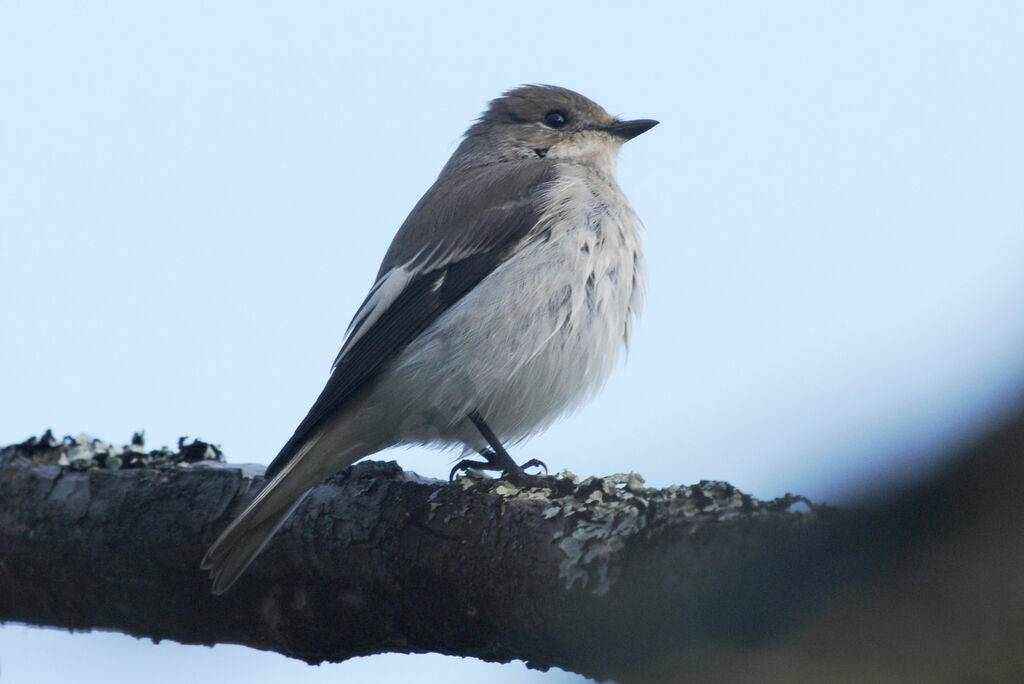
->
[3, 407, 1024, 681]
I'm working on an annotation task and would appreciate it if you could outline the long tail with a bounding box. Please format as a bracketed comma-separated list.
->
[200, 428, 374, 595]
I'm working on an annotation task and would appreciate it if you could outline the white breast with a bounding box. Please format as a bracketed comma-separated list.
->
[365, 162, 646, 451]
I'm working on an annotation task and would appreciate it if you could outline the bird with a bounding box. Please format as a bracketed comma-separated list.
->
[201, 84, 657, 594]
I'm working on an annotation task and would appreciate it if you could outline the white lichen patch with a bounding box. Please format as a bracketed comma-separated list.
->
[493, 483, 521, 497]
[20, 430, 223, 470]
[549, 473, 649, 595]
[540, 475, 763, 596]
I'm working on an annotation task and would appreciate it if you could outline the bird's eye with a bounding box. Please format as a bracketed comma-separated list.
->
[543, 110, 569, 128]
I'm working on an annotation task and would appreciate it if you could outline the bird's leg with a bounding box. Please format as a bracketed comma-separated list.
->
[447, 411, 549, 485]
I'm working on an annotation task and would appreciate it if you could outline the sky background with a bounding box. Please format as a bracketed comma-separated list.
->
[2, 1, 1024, 682]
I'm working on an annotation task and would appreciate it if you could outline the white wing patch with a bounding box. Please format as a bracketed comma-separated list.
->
[333, 262, 418, 368]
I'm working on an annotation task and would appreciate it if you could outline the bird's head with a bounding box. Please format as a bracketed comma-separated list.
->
[451, 84, 657, 171]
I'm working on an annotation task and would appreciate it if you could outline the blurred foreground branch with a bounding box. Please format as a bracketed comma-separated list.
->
[2, 409, 1024, 681]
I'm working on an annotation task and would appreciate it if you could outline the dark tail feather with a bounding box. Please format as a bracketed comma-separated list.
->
[201, 493, 304, 595]
[201, 425, 373, 594]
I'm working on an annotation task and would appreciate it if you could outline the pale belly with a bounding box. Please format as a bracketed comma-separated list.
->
[367, 183, 645, 451]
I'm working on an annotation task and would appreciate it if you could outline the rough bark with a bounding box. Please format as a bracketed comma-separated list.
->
[2, 407, 1024, 681]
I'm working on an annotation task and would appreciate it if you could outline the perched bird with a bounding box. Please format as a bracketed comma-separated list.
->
[201, 85, 657, 594]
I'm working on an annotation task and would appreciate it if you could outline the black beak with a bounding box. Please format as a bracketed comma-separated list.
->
[603, 118, 659, 141]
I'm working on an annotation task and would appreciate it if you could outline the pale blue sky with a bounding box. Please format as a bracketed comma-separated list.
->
[2, 2, 1023, 682]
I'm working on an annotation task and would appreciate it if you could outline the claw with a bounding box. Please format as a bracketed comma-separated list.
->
[449, 459, 494, 481]
[519, 458, 548, 474]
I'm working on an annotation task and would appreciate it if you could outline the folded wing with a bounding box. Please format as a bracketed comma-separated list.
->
[264, 160, 556, 479]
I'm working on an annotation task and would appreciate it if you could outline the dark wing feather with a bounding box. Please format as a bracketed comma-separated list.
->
[265, 160, 555, 479]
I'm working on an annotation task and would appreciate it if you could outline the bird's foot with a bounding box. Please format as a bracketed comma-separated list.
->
[449, 450, 549, 485]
